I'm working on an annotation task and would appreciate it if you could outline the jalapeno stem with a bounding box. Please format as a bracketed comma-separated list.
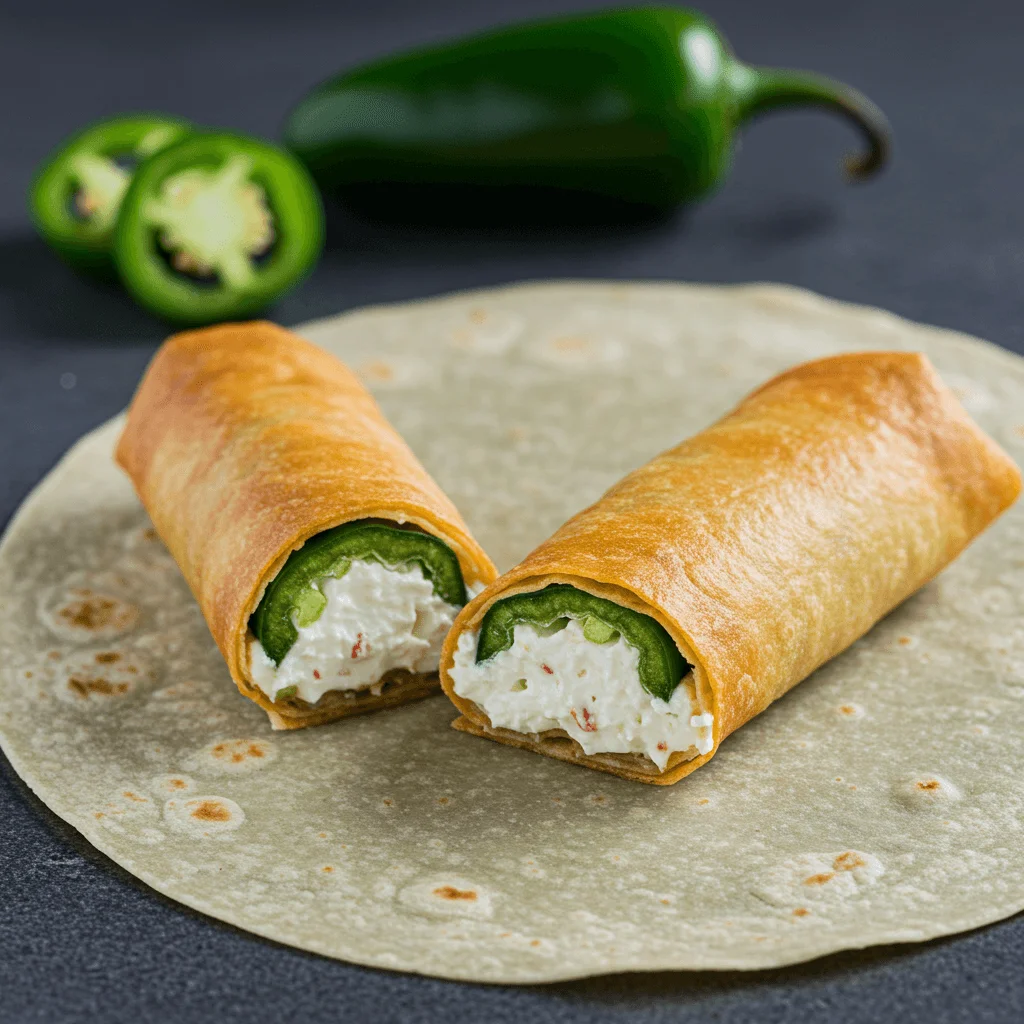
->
[729, 63, 892, 180]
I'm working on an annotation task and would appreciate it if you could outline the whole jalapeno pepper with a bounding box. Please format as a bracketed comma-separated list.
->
[285, 6, 890, 216]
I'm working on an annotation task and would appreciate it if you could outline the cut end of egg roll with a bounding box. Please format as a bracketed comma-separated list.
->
[440, 351, 1021, 784]
[116, 321, 496, 728]
[444, 574, 717, 784]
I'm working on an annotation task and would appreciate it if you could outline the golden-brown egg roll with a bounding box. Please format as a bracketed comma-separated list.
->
[440, 352, 1021, 784]
[117, 321, 496, 729]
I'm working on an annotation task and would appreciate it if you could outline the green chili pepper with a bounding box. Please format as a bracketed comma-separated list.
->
[29, 114, 192, 275]
[284, 6, 890, 216]
[250, 521, 468, 666]
[476, 584, 690, 702]
[113, 131, 324, 325]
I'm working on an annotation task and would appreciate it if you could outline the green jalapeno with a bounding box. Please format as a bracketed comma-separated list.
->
[285, 7, 890, 216]
[251, 521, 468, 666]
[29, 114, 192, 275]
[113, 131, 324, 325]
[476, 583, 690, 702]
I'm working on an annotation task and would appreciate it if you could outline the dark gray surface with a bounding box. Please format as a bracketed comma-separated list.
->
[1, 1, 1022, 1021]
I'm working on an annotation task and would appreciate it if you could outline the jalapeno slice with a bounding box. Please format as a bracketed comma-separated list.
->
[113, 132, 324, 325]
[250, 521, 468, 666]
[476, 583, 690, 702]
[29, 114, 192, 275]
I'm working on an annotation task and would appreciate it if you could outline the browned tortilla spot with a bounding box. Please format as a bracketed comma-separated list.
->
[834, 852, 867, 871]
[213, 740, 269, 764]
[433, 886, 477, 901]
[191, 800, 231, 822]
[59, 596, 136, 632]
[804, 872, 835, 886]
[67, 676, 129, 698]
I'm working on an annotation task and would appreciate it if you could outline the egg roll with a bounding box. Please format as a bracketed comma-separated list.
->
[117, 321, 496, 729]
[441, 351, 1021, 784]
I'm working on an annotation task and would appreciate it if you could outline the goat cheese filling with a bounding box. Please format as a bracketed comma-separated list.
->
[449, 618, 713, 770]
[250, 559, 465, 704]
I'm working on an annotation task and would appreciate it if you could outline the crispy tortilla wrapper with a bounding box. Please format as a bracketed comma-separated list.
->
[441, 351, 1021, 784]
[116, 321, 496, 728]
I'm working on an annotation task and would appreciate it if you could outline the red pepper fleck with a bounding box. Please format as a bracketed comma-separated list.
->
[541, 663, 553, 674]
[657, 741, 667, 751]
[351, 633, 364, 659]
[313, 669, 321, 679]
[571, 707, 598, 732]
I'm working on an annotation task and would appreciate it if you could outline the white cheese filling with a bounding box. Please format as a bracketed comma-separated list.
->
[250, 559, 471, 704]
[449, 619, 713, 771]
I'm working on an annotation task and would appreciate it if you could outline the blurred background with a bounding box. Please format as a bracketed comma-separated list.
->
[2, 1, 1023, 1021]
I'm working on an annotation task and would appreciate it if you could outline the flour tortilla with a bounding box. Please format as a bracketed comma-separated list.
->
[1, 281, 1022, 982]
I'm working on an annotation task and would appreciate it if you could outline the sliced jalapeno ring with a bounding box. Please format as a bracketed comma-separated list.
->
[113, 132, 324, 325]
[29, 114, 192, 275]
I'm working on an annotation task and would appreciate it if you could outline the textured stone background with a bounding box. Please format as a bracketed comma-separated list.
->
[1, 0, 1023, 1020]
